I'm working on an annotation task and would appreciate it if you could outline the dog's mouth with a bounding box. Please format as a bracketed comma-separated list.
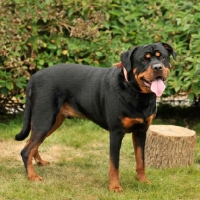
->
[142, 76, 166, 97]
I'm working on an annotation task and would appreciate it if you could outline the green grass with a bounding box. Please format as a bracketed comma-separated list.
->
[0, 116, 200, 200]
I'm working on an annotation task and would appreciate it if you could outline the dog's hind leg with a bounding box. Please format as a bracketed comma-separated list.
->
[21, 139, 43, 181]
[21, 111, 65, 181]
[23, 139, 50, 167]
[33, 113, 65, 166]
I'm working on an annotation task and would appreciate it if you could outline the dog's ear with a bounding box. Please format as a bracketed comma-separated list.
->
[161, 42, 177, 60]
[120, 47, 137, 72]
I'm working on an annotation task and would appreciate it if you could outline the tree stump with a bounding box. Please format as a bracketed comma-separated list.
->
[145, 125, 196, 169]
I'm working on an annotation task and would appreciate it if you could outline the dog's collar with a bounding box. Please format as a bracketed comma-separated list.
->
[115, 62, 123, 68]
[115, 62, 128, 82]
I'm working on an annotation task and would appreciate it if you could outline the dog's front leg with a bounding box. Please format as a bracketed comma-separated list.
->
[109, 131, 124, 192]
[132, 130, 151, 184]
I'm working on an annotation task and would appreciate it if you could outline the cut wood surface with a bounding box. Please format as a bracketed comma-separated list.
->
[145, 125, 196, 169]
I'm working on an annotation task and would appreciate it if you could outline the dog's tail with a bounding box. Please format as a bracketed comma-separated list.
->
[15, 82, 32, 141]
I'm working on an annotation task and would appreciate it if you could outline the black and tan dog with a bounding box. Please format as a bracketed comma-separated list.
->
[15, 42, 176, 192]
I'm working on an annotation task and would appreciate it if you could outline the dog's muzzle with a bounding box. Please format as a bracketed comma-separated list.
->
[152, 63, 163, 71]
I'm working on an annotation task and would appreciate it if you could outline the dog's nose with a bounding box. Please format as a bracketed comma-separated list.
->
[152, 63, 163, 71]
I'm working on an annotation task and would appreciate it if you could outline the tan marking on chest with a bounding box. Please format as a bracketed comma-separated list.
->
[121, 117, 144, 129]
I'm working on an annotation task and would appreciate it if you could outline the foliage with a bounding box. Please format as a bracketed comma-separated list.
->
[0, 0, 199, 113]
[105, 0, 200, 100]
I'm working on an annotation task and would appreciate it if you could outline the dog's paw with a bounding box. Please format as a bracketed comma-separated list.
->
[109, 183, 123, 192]
[29, 174, 43, 181]
[137, 175, 152, 184]
[36, 160, 50, 166]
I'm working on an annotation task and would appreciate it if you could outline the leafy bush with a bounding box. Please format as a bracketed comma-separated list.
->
[0, 0, 199, 113]
[105, 0, 200, 100]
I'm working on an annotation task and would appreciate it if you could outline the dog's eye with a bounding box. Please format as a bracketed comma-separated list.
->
[142, 54, 150, 63]
[142, 58, 149, 63]
[155, 51, 165, 61]
[159, 55, 165, 61]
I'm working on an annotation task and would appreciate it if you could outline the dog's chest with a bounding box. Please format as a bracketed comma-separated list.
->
[121, 114, 155, 133]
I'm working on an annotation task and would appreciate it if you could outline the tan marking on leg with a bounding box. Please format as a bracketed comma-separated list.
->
[132, 134, 151, 184]
[46, 112, 65, 137]
[109, 158, 123, 192]
[22, 137, 41, 180]
[34, 149, 50, 166]
[23, 137, 42, 180]
[27, 144, 43, 181]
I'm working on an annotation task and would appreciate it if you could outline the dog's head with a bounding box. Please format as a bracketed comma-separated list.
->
[120, 42, 176, 97]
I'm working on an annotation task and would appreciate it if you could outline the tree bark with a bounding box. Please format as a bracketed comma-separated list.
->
[145, 125, 196, 169]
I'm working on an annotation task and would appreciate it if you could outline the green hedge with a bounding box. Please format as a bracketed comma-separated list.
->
[0, 0, 199, 113]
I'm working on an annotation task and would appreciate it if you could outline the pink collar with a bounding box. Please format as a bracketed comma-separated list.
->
[115, 62, 128, 82]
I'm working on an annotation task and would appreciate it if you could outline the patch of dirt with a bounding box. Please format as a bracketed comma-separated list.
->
[0, 140, 78, 163]
[0, 140, 23, 161]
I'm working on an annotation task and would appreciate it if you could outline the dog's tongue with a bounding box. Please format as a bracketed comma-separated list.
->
[150, 78, 166, 97]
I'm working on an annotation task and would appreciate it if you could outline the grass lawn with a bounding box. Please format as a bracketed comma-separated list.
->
[0, 115, 200, 200]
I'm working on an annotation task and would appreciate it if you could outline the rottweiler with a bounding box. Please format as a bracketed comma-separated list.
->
[15, 42, 176, 192]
